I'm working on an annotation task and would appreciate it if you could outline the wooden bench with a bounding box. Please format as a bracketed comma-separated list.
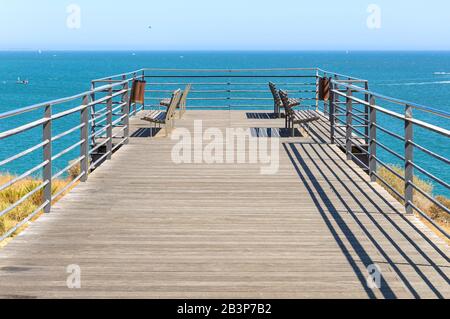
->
[160, 84, 191, 119]
[269, 82, 301, 120]
[141, 89, 181, 137]
[268, 82, 283, 118]
[279, 89, 319, 137]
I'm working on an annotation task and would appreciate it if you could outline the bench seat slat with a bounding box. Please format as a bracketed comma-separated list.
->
[141, 110, 169, 123]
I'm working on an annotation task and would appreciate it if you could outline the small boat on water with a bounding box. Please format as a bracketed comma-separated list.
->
[16, 77, 29, 85]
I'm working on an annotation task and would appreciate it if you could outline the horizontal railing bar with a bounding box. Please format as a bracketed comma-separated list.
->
[0, 118, 48, 140]
[409, 202, 449, 239]
[410, 141, 450, 165]
[90, 116, 108, 126]
[92, 109, 110, 118]
[89, 125, 110, 139]
[347, 151, 369, 170]
[88, 89, 127, 106]
[410, 117, 450, 137]
[0, 180, 48, 219]
[0, 200, 50, 242]
[373, 123, 405, 141]
[52, 156, 85, 181]
[52, 123, 85, 142]
[411, 183, 450, 215]
[147, 82, 317, 86]
[333, 81, 450, 119]
[147, 97, 313, 101]
[0, 81, 129, 120]
[89, 95, 111, 107]
[51, 173, 84, 201]
[0, 140, 48, 168]
[348, 139, 370, 155]
[91, 69, 141, 82]
[112, 137, 128, 152]
[112, 114, 127, 126]
[144, 75, 316, 78]
[144, 67, 318, 72]
[372, 171, 406, 201]
[92, 106, 108, 113]
[349, 112, 369, 124]
[145, 89, 316, 94]
[89, 138, 109, 154]
[51, 105, 85, 121]
[0, 160, 49, 192]
[318, 68, 367, 81]
[111, 102, 127, 113]
[409, 161, 450, 189]
[374, 139, 405, 161]
[89, 152, 109, 169]
[349, 126, 369, 139]
[333, 90, 408, 121]
[51, 140, 84, 162]
[373, 156, 405, 181]
[112, 125, 127, 138]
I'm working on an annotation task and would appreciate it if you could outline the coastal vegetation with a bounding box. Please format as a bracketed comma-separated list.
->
[0, 163, 80, 245]
[1, 163, 448, 245]
[377, 165, 450, 240]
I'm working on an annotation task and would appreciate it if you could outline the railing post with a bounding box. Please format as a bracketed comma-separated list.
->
[329, 81, 335, 143]
[346, 87, 353, 160]
[227, 80, 231, 111]
[141, 70, 145, 111]
[90, 81, 97, 148]
[323, 71, 327, 114]
[405, 104, 414, 214]
[369, 95, 377, 182]
[80, 95, 90, 182]
[315, 69, 320, 111]
[364, 81, 370, 145]
[123, 81, 130, 145]
[43, 104, 52, 213]
[106, 87, 113, 160]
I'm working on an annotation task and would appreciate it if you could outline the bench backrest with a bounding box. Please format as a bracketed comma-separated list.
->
[278, 90, 294, 116]
[268, 82, 282, 110]
[180, 84, 191, 108]
[167, 89, 182, 120]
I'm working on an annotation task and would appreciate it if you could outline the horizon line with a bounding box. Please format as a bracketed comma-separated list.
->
[2, 49, 450, 52]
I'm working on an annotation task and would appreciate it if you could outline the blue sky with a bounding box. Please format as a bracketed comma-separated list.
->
[0, 0, 449, 50]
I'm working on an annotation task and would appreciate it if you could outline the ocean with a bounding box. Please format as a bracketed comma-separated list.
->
[0, 51, 449, 195]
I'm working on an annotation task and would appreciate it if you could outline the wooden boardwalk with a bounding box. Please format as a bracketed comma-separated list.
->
[0, 110, 448, 299]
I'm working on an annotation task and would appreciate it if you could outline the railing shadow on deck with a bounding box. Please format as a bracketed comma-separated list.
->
[250, 127, 302, 138]
[246, 112, 279, 119]
[131, 127, 161, 138]
[283, 141, 449, 299]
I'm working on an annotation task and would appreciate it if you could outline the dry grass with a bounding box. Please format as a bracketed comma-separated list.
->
[68, 160, 82, 180]
[377, 165, 450, 242]
[0, 171, 79, 242]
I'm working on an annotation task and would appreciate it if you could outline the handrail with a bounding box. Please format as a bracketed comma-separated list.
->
[0, 72, 139, 241]
[333, 81, 450, 118]
[144, 67, 319, 72]
[329, 78, 449, 239]
[1, 66, 448, 242]
[0, 80, 130, 120]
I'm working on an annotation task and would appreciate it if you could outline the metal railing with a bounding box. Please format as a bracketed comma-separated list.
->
[141, 68, 365, 111]
[1, 66, 448, 241]
[329, 79, 450, 238]
[0, 74, 141, 241]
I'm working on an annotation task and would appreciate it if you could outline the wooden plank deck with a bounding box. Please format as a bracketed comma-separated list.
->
[0, 110, 448, 299]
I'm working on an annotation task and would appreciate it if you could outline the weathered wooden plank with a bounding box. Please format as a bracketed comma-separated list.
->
[0, 110, 448, 299]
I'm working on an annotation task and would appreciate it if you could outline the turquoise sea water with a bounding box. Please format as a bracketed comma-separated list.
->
[0, 51, 449, 195]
